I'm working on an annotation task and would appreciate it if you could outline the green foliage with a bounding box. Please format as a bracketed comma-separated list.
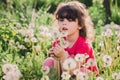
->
[0, 0, 53, 27]
[0, 20, 52, 79]
[94, 23, 120, 73]
[88, 0, 106, 28]
[79, 0, 92, 7]
[0, 20, 18, 51]
[110, 0, 120, 24]
[0, 0, 120, 80]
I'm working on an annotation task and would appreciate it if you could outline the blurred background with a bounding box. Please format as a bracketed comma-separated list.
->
[0, 0, 120, 80]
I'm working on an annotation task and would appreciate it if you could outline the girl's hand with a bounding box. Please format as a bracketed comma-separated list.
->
[53, 44, 65, 58]
[48, 48, 54, 54]
[48, 47, 62, 60]
[49, 45, 67, 61]
[48, 48, 56, 57]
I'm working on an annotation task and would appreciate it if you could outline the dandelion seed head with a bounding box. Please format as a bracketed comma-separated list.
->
[60, 38, 69, 48]
[112, 72, 118, 79]
[3, 70, 22, 80]
[77, 72, 88, 80]
[63, 57, 76, 70]
[2, 64, 15, 74]
[103, 62, 112, 67]
[34, 45, 41, 52]
[41, 75, 49, 80]
[18, 45, 26, 49]
[61, 71, 71, 80]
[24, 38, 30, 42]
[73, 69, 80, 75]
[41, 66, 50, 74]
[103, 55, 112, 63]
[86, 58, 96, 67]
[60, 31, 68, 38]
[31, 37, 37, 43]
[96, 76, 104, 80]
[52, 29, 60, 41]
[75, 54, 85, 62]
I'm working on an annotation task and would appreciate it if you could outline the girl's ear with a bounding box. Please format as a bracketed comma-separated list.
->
[78, 26, 82, 30]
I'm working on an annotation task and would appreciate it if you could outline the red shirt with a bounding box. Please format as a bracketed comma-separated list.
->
[53, 36, 99, 73]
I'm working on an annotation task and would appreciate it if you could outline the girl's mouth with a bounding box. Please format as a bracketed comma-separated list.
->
[62, 27, 68, 31]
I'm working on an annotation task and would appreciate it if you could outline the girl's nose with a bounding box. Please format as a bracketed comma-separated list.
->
[62, 19, 68, 25]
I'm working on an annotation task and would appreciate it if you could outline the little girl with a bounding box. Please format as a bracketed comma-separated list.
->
[43, 1, 99, 78]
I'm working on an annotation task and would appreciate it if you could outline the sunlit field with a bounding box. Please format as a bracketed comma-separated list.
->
[0, 21, 120, 80]
[0, 0, 120, 80]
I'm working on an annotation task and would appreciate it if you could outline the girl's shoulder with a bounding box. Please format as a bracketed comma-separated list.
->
[75, 36, 93, 56]
[77, 36, 91, 45]
[76, 36, 93, 50]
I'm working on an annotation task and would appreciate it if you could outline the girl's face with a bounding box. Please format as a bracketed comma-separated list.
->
[58, 18, 81, 36]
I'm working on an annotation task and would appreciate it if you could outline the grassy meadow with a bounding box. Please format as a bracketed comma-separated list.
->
[0, 0, 120, 80]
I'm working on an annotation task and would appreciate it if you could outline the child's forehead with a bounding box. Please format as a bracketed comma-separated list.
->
[60, 12, 69, 17]
[57, 6, 78, 19]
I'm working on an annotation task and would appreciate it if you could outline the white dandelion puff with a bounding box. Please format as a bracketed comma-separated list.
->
[2, 64, 15, 74]
[52, 29, 60, 41]
[103, 55, 112, 67]
[73, 69, 80, 76]
[63, 57, 76, 70]
[41, 66, 50, 74]
[112, 72, 120, 79]
[86, 58, 96, 67]
[31, 37, 37, 43]
[77, 72, 89, 80]
[96, 76, 104, 80]
[2, 64, 22, 80]
[112, 72, 118, 79]
[60, 38, 69, 48]
[60, 31, 68, 38]
[61, 71, 71, 80]
[103, 61, 112, 67]
[24, 38, 30, 42]
[75, 54, 85, 62]
[103, 55, 112, 63]
[41, 75, 49, 80]
[34, 45, 41, 52]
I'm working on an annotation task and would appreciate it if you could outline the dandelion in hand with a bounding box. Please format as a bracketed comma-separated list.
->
[59, 31, 69, 48]
[52, 29, 69, 48]
[52, 29, 60, 41]
[60, 38, 69, 48]
[60, 31, 68, 38]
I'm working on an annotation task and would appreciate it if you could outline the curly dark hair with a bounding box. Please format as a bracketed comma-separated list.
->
[54, 1, 95, 43]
